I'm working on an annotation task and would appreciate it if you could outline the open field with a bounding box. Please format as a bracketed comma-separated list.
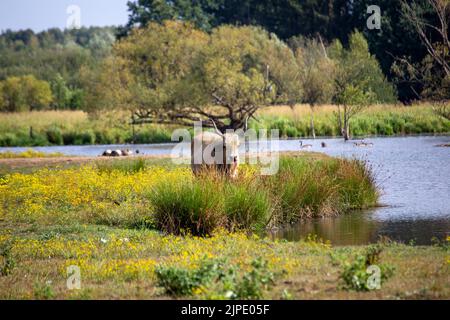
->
[0, 154, 448, 300]
[0, 222, 448, 300]
[1, 104, 449, 147]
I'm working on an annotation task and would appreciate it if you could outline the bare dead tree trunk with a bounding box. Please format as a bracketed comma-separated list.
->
[343, 105, 350, 141]
[310, 104, 316, 139]
[337, 105, 343, 136]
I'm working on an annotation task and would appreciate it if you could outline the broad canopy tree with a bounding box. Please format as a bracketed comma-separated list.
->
[103, 21, 300, 132]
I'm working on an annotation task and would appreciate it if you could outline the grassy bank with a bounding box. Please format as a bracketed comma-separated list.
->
[0, 154, 377, 233]
[1, 104, 449, 147]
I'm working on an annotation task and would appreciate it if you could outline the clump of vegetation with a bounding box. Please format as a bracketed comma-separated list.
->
[340, 244, 395, 291]
[150, 178, 226, 236]
[267, 156, 378, 223]
[155, 256, 277, 299]
[0, 239, 15, 276]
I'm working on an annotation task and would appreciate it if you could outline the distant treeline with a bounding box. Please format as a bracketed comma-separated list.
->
[121, 0, 450, 102]
[0, 27, 116, 111]
[0, 0, 448, 116]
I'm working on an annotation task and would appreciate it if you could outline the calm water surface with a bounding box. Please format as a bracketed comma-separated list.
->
[2, 136, 449, 245]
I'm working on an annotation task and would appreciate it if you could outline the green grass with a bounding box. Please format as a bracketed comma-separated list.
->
[0, 110, 173, 147]
[0, 222, 448, 300]
[253, 104, 450, 138]
[148, 155, 377, 235]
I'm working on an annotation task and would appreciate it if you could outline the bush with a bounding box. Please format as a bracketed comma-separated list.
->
[0, 133, 19, 147]
[234, 257, 276, 299]
[155, 257, 277, 299]
[340, 244, 394, 291]
[155, 258, 224, 296]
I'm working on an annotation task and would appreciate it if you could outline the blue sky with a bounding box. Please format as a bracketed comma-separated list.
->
[0, 0, 129, 32]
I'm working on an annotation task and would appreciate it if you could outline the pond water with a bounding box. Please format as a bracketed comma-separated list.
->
[1, 135, 449, 245]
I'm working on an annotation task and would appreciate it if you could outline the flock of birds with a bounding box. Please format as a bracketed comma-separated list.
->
[299, 139, 374, 150]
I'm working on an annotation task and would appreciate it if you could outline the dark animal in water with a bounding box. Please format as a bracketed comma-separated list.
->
[321, 142, 327, 148]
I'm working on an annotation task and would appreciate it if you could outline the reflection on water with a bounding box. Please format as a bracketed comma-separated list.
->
[269, 211, 450, 246]
[1, 135, 449, 245]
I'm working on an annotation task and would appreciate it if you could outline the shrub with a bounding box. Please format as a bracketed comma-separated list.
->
[63, 130, 96, 145]
[340, 244, 394, 291]
[234, 257, 276, 299]
[155, 258, 224, 296]
[155, 257, 277, 299]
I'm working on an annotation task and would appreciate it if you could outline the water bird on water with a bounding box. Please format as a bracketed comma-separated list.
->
[354, 140, 374, 147]
[300, 140, 313, 150]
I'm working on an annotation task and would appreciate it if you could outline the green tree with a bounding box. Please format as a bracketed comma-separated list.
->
[103, 21, 298, 131]
[120, 0, 220, 35]
[0, 75, 52, 112]
[21, 75, 53, 111]
[51, 74, 71, 109]
[0, 76, 22, 112]
[330, 31, 396, 140]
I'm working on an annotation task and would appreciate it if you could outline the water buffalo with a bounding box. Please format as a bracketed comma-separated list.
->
[191, 120, 241, 178]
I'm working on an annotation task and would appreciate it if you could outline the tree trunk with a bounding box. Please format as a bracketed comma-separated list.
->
[343, 105, 350, 141]
[337, 105, 343, 136]
[310, 105, 316, 139]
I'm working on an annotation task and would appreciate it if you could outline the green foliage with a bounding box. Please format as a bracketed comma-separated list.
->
[340, 245, 395, 291]
[106, 21, 299, 131]
[33, 282, 55, 300]
[0, 239, 16, 276]
[96, 158, 148, 174]
[331, 31, 397, 105]
[155, 256, 277, 299]
[234, 257, 276, 300]
[0, 75, 53, 112]
[155, 257, 224, 296]
[45, 127, 63, 145]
